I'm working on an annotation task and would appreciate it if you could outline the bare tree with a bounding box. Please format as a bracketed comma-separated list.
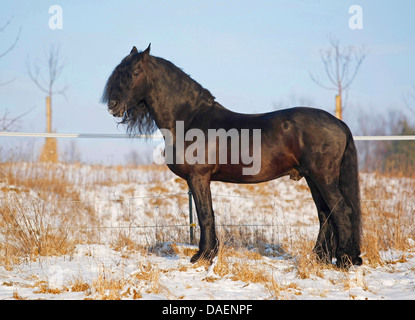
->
[27, 45, 68, 99]
[0, 107, 34, 131]
[310, 37, 366, 119]
[0, 17, 29, 131]
[0, 16, 21, 86]
[27, 45, 68, 162]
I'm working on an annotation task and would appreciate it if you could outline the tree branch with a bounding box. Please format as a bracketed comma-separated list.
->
[0, 16, 21, 58]
[309, 71, 337, 91]
[27, 59, 49, 94]
[0, 107, 35, 131]
[0, 17, 21, 85]
[311, 37, 367, 95]
[343, 48, 366, 90]
[27, 45, 68, 97]
[321, 51, 337, 87]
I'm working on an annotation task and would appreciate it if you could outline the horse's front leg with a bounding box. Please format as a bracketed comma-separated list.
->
[187, 174, 219, 263]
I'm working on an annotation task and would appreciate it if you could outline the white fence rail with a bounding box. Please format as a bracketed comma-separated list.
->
[0, 132, 163, 139]
[353, 135, 415, 141]
[1, 132, 415, 141]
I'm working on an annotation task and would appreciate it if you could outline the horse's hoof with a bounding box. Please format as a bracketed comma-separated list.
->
[190, 251, 204, 263]
[352, 256, 363, 266]
[336, 255, 363, 269]
[190, 249, 217, 264]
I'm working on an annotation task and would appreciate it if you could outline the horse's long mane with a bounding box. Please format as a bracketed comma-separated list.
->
[102, 52, 158, 135]
[121, 100, 158, 136]
[101, 53, 138, 106]
[153, 57, 216, 105]
[102, 51, 215, 135]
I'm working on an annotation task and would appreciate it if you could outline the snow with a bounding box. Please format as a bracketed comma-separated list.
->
[0, 163, 415, 300]
[1, 243, 415, 300]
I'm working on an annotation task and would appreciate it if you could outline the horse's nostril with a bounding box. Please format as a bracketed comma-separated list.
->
[109, 100, 118, 108]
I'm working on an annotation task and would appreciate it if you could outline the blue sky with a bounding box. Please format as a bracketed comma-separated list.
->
[1, 1, 414, 163]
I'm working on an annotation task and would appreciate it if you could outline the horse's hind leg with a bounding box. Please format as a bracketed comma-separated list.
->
[186, 174, 219, 263]
[311, 179, 358, 268]
[306, 177, 337, 264]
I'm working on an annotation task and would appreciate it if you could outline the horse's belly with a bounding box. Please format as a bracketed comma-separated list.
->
[210, 163, 292, 184]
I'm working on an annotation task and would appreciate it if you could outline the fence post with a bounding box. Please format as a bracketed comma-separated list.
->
[39, 96, 58, 162]
[188, 188, 194, 244]
[335, 94, 342, 120]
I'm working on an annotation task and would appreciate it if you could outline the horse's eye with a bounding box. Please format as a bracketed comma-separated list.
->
[132, 72, 139, 77]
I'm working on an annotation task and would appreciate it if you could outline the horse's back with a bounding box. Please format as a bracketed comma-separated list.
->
[269, 107, 351, 149]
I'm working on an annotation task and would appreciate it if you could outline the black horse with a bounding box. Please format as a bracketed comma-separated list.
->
[102, 45, 362, 268]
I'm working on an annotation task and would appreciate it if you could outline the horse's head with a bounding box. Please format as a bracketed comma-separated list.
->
[102, 44, 156, 134]
[102, 44, 151, 117]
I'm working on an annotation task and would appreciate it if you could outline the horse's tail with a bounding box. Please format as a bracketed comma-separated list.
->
[339, 131, 362, 259]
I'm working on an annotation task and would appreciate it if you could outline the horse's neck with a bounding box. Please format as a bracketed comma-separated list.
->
[146, 57, 215, 132]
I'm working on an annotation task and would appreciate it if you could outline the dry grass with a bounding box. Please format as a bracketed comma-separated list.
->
[0, 193, 80, 263]
[1, 162, 73, 200]
[292, 240, 328, 279]
[360, 174, 415, 266]
[83, 257, 168, 299]
[170, 243, 198, 258]
[33, 280, 65, 295]
[89, 272, 128, 300]
[69, 277, 91, 292]
[131, 260, 167, 295]
[0, 162, 97, 266]
[213, 252, 268, 283]
[264, 276, 302, 299]
[1, 160, 414, 299]
[205, 239, 303, 299]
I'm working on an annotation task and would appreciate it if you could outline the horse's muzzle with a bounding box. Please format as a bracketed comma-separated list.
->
[108, 100, 118, 109]
[108, 100, 124, 117]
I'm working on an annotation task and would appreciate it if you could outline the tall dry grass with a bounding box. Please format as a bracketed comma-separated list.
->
[360, 175, 415, 266]
[0, 161, 183, 268]
[0, 193, 77, 257]
[0, 160, 414, 299]
[0, 162, 97, 267]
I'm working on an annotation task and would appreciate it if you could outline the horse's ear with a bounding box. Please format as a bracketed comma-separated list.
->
[130, 46, 138, 54]
[143, 43, 151, 57]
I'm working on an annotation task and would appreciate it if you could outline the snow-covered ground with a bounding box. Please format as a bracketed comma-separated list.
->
[1, 243, 414, 300]
[0, 163, 414, 300]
